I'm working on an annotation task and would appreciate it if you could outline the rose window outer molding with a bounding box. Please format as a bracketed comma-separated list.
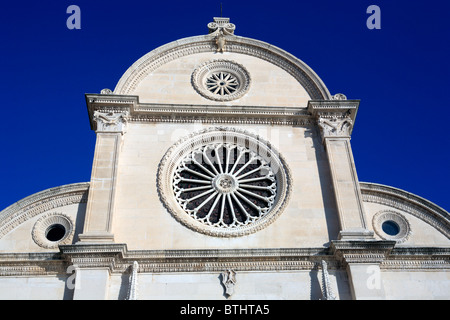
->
[157, 127, 292, 237]
[191, 60, 251, 102]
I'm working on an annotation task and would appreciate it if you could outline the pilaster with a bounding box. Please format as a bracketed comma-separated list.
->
[331, 240, 396, 300]
[60, 243, 127, 300]
[78, 110, 129, 243]
[308, 98, 373, 240]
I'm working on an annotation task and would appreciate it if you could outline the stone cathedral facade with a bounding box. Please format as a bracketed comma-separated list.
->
[0, 18, 449, 300]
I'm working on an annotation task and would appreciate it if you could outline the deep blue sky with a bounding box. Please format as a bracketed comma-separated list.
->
[0, 0, 449, 212]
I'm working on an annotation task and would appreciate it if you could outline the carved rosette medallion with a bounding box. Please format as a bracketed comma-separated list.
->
[158, 127, 291, 237]
[191, 60, 251, 102]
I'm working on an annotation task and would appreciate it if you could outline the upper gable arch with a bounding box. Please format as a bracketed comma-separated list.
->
[113, 34, 331, 102]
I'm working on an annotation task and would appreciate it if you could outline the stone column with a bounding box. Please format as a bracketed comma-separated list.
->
[308, 99, 373, 240]
[78, 111, 128, 243]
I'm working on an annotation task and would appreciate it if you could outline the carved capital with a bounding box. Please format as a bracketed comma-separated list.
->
[307, 99, 360, 142]
[93, 111, 129, 134]
[317, 114, 353, 139]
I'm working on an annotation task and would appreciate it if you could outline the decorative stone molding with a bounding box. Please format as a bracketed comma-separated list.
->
[32, 213, 75, 249]
[157, 126, 292, 237]
[93, 111, 129, 134]
[320, 260, 336, 300]
[191, 59, 251, 102]
[86, 94, 315, 127]
[331, 240, 396, 265]
[127, 261, 139, 300]
[0, 245, 448, 277]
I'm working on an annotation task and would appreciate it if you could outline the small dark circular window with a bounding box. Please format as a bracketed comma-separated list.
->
[382, 220, 400, 236]
[45, 224, 66, 242]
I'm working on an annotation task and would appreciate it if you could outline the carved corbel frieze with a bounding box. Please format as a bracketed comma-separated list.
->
[93, 111, 129, 134]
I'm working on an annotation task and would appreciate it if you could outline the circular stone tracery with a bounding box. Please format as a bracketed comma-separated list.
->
[173, 143, 276, 228]
[205, 72, 239, 96]
[191, 60, 251, 101]
[158, 127, 291, 237]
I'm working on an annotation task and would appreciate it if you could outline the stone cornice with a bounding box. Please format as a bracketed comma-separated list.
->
[85, 94, 315, 128]
[0, 244, 448, 276]
[331, 240, 396, 265]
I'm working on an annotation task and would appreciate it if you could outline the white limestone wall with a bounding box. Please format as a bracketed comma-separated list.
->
[0, 276, 68, 299]
[382, 271, 450, 300]
[107, 270, 351, 300]
[111, 122, 339, 250]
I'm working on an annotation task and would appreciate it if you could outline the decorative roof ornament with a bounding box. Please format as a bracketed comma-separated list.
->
[100, 88, 113, 95]
[208, 17, 235, 53]
[207, 17, 236, 36]
[330, 93, 347, 100]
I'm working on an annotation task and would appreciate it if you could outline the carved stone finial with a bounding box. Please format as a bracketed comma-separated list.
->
[208, 17, 235, 36]
[330, 93, 347, 100]
[221, 269, 236, 298]
[100, 88, 113, 95]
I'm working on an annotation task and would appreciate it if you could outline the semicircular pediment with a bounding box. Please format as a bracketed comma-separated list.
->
[360, 182, 450, 242]
[113, 34, 331, 105]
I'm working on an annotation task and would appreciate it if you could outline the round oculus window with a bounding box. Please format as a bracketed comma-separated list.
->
[32, 213, 74, 248]
[191, 60, 251, 102]
[158, 127, 291, 237]
[372, 210, 411, 243]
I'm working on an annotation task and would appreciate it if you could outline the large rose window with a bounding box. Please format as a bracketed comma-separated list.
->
[158, 127, 291, 237]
